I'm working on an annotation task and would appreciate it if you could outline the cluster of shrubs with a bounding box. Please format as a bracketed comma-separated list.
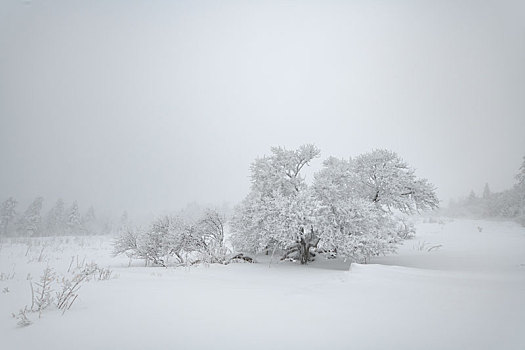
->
[113, 209, 240, 266]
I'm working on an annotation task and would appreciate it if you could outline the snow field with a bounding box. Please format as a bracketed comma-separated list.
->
[1, 218, 524, 350]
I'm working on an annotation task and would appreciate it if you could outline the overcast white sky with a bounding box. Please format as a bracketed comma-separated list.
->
[1, 0, 524, 219]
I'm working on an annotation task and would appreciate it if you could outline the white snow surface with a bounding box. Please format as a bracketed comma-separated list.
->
[1, 218, 524, 350]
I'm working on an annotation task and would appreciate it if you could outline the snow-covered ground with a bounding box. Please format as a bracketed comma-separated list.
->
[1, 218, 524, 350]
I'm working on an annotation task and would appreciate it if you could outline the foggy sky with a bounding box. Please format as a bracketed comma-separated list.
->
[1, 0, 524, 220]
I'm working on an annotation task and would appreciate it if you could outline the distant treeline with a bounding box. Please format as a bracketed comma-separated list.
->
[0, 197, 125, 237]
[446, 157, 525, 226]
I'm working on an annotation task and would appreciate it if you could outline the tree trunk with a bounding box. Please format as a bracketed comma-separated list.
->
[285, 227, 320, 265]
[299, 238, 310, 265]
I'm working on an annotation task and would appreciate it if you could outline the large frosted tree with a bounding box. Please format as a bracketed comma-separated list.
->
[232, 145, 438, 264]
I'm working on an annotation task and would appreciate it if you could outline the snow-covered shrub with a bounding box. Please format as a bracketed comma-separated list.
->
[93, 265, 113, 281]
[70, 262, 113, 281]
[31, 267, 55, 317]
[394, 216, 416, 239]
[114, 209, 229, 266]
[13, 307, 32, 327]
[137, 216, 182, 266]
[196, 209, 229, 263]
[55, 271, 88, 314]
[0, 271, 15, 281]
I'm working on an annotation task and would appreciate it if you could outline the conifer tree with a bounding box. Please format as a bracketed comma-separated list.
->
[17, 197, 44, 237]
[66, 201, 82, 235]
[0, 197, 17, 236]
[45, 199, 66, 236]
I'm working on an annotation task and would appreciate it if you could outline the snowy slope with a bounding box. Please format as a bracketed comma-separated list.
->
[1, 219, 524, 350]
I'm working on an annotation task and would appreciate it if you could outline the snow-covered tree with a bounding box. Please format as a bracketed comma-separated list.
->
[0, 197, 17, 236]
[481, 183, 493, 216]
[232, 146, 437, 264]
[353, 149, 439, 213]
[467, 190, 477, 204]
[99, 215, 114, 235]
[45, 199, 66, 236]
[82, 206, 97, 235]
[66, 201, 83, 235]
[516, 156, 525, 187]
[515, 156, 525, 225]
[483, 183, 491, 199]
[17, 197, 44, 236]
[117, 211, 131, 234]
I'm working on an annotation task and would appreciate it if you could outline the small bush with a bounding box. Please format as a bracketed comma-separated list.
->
[12, 263, 113, 326]
[13, 307, 32, 327]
